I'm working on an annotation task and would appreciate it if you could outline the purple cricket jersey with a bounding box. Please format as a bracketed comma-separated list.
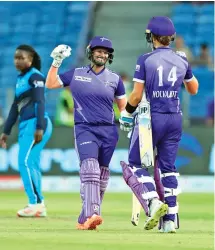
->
[133, 47, 194, 113]
[58, 65, 125, 125]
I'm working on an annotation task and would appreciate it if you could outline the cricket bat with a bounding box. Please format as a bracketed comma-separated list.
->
[131, 193, 141, 226]
[131, 93, 154, 226]
[138, 93, 154, 168]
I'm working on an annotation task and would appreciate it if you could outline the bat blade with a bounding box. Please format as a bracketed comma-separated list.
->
[131, 193, 141, 226]
[138, 101, 154, 168]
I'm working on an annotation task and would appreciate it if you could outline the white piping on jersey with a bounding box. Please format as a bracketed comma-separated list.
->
[184, 75, 194, 82]
[74, 126, 81, 163]
[177, 98, 180, 113]
[106, 68, 120, 79]
[105, 69, 121, 91]
[24, 139, 37, 202]
[76, 67, 87, 70]
[115, 94, 126, 99]
[73, 96, 89, 122]
[111, 109, 114, 124]
[57, 75, 64, 86]
[133, 78, 145, 83]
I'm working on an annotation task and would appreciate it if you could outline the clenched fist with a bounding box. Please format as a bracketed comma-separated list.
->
[50, 45, 72, 68]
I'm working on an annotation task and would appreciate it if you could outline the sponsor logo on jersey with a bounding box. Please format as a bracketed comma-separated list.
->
[176, 51, 187, 58]
[80, 141, 92, 146]
[16, 80, 26, 88]
[135, 65, 140, 72]
[33, 80, 44, 88]
[75, 76, 92, 82]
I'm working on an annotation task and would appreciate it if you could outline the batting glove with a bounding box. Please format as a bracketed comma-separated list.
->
[50, 45, 72, 68]
[119, 110, 134, 132]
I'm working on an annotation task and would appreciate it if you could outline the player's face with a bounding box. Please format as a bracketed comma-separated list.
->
[14, 50, 33, 71]
[92, 48, 109, 66]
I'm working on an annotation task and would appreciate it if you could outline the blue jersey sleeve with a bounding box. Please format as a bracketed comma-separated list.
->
[3, 97, 19, 135]
[59, 69, 75, 87]
[115, 76, 126, 99]
[29, 73, 46, 130]
[133, 55, 146, 83]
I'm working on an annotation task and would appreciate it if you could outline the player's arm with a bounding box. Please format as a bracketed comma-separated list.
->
[115, 97, 127, 112]
[128, 82, 144, 108]
[177, 51, 199, 95]
[119, 55, 145, 131]
[115, 76, 127, 111]
[0, 97, 19, 148]
[3, 97, 19, 135]
[119, 82, 145, 131]
[46, 67, 62, 89]
[126, 55, 146, 114]
[46, 45, 72, 89]
[183, 76, 199, 95]
[29, 73, 46, 144]
[29, 74, 45, 130]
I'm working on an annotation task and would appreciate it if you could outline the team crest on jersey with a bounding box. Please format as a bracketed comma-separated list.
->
[104, 81, 114, 87]
[75, 76, 92, 82]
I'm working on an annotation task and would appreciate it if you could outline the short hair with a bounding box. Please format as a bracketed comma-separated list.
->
[16, 44, 41, 71]
[153, 34, 173, 46]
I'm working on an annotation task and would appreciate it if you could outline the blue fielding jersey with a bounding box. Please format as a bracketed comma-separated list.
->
[4, 67, 47, 135]
[59, 65, 126, 125]
[133, 47, 194, 113]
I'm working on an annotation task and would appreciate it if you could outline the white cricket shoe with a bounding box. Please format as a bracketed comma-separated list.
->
[17, 204, 47, 217]
[160, 220, 176, 233]
[143, 198, 168, 230]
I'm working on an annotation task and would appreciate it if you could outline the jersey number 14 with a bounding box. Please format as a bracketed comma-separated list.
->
[157, 65, 177, 87]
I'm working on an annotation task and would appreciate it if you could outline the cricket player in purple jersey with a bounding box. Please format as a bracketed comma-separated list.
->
[120, 16, 199, 233]
[46, 36, 127, 230]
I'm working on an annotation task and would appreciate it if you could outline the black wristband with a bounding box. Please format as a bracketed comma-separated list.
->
[125, 102, 138, 114]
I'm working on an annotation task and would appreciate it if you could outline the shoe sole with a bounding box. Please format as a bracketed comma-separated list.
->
[159, 226, 176, 233]
[17, 211, 47, 218]
[76, 223, 97, 230]
[83, 215, 103, 230]
[144, 204, 168, 230]
[160, 229, 176, 233]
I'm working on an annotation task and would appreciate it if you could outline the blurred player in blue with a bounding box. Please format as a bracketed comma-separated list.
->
[46, 36, 126, 230]
[0, 45, 52, 217]
[120, 17, 199, 233]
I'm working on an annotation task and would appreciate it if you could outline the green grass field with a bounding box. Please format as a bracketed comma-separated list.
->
[0, 192, 213, 250]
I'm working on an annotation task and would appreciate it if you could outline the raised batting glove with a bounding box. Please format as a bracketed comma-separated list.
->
[119, 110, 134, 132]
[50, 45, 72, 68]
